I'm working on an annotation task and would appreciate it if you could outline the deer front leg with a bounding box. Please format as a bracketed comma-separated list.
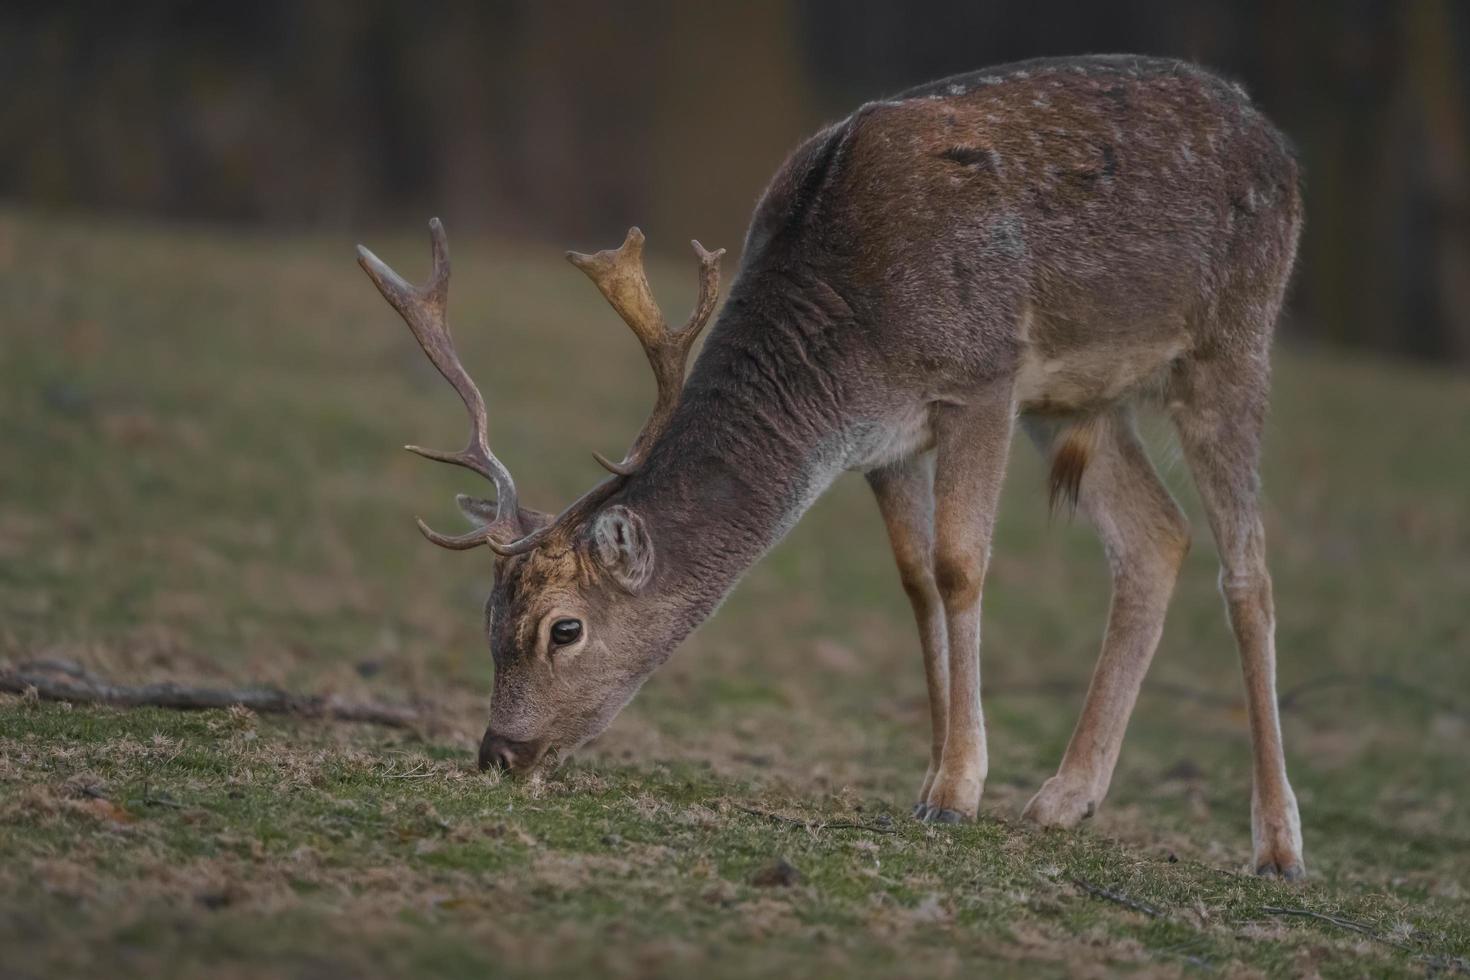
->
[919, 385, 1015, 823]
[867, 455, 948, 815]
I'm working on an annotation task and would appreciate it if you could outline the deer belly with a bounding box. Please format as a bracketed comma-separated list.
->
[1015, 334, 1188, 414]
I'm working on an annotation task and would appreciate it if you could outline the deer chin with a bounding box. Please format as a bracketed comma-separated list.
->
[554, 675, 657, 760]
[479, 683, 643, 776]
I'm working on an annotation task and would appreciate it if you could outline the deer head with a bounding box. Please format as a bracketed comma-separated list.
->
[357, 220, 723, 773]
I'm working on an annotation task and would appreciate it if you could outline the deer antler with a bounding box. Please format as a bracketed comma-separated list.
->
[358, 221, 723, 559]
[567, 227, 725, 476]
[356, 219, 523, 551]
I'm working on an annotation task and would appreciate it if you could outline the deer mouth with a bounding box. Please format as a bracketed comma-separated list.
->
[477, 729, 550, 774]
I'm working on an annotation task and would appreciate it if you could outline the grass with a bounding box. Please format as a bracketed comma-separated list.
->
[2, 207, 1468, 978]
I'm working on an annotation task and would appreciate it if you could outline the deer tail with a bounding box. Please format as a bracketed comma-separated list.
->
[1047, 415, 1101, 517]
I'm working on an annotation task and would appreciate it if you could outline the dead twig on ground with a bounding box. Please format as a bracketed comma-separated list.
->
[989, 679, 1238, 710]
[1261, 906, 1470, 975]
[1069, 877, 1162, 918]
[1261, 905, 1377, 937]
[1277, 673, 1470, 720]
[1, 660, 425, 730]
[736, 805, 897, 835]
[991, 672, 1469, 721]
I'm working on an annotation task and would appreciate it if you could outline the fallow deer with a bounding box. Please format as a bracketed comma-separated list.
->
[358, 55, 1305, 878]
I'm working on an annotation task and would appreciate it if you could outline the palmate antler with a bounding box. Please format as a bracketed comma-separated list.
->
[567, 227, 724, 476]
[357, 220, 723, 558]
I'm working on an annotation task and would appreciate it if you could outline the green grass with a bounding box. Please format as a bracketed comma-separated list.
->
[2, 207, 1468, 977]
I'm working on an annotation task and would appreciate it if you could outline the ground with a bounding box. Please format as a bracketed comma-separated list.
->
[1, 209, 1468, 978]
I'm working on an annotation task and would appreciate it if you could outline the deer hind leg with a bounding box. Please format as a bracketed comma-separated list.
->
[867, 453, 949, 816]
[1021, 409, 1191, 828]
[918, 382, 1016, 823]
[1170, 355, 1304, 879]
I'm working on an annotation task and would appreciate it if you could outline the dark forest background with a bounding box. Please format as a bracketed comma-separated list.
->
[3, 0, 1467, 362]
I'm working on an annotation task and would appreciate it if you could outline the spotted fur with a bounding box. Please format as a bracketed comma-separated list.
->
[414, 55, 1306, 879]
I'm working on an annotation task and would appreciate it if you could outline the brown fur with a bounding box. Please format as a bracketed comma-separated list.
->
[366, 55, 1306, 879]
[1047, 417, 1098, 516]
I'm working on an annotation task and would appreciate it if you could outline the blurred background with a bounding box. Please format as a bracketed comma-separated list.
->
[3, 0, 1468, 363]
[3, 5, 1470, 974]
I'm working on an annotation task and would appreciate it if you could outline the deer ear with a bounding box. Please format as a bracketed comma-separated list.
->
[456, 494, 500, 527]
[456, 495, 551, 536]
[591, 505, 654, 593]
[515, 506, 552, 534]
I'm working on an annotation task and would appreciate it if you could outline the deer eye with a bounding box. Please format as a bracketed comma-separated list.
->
[550, 618, 583, 646]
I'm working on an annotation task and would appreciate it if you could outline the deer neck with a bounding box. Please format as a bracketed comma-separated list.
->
[615, 295, 849, 626]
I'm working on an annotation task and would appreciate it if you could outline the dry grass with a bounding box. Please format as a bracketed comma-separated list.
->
[1, 207, 1468, 978]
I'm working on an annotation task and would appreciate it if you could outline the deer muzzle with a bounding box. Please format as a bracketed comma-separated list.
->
[477, 728, 543, 774]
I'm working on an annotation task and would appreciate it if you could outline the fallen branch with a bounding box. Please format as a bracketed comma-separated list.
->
[1261, 906, 1470, 975]
[988, 678, 1237, 710]
[2, 661, 423, 730]
[736, 804, 897, 835]
[991, 672, 1469, 721]
[1069, 877, 1162, 918]
[1261, 904, 1377, 937]
[1277, 673, 1470, 720]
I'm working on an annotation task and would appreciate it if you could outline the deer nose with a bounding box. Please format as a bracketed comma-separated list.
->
[478, 729, 531, 773]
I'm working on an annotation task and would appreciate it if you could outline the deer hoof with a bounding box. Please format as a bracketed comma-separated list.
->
[1251, 802, 1305, 880]
[913, 803, 966, 823]
[1254, 859, 1307, 881]
[915, 802, 972, 824]
[1022, 775, 1097, 828]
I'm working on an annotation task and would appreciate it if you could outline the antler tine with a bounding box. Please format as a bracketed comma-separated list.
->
[684, 238, 725, 338]
[357, 219, 522, 548]
[414, 517, 498, 551]
[568, 228, 726, 476]
[483, 477, 624, 557]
